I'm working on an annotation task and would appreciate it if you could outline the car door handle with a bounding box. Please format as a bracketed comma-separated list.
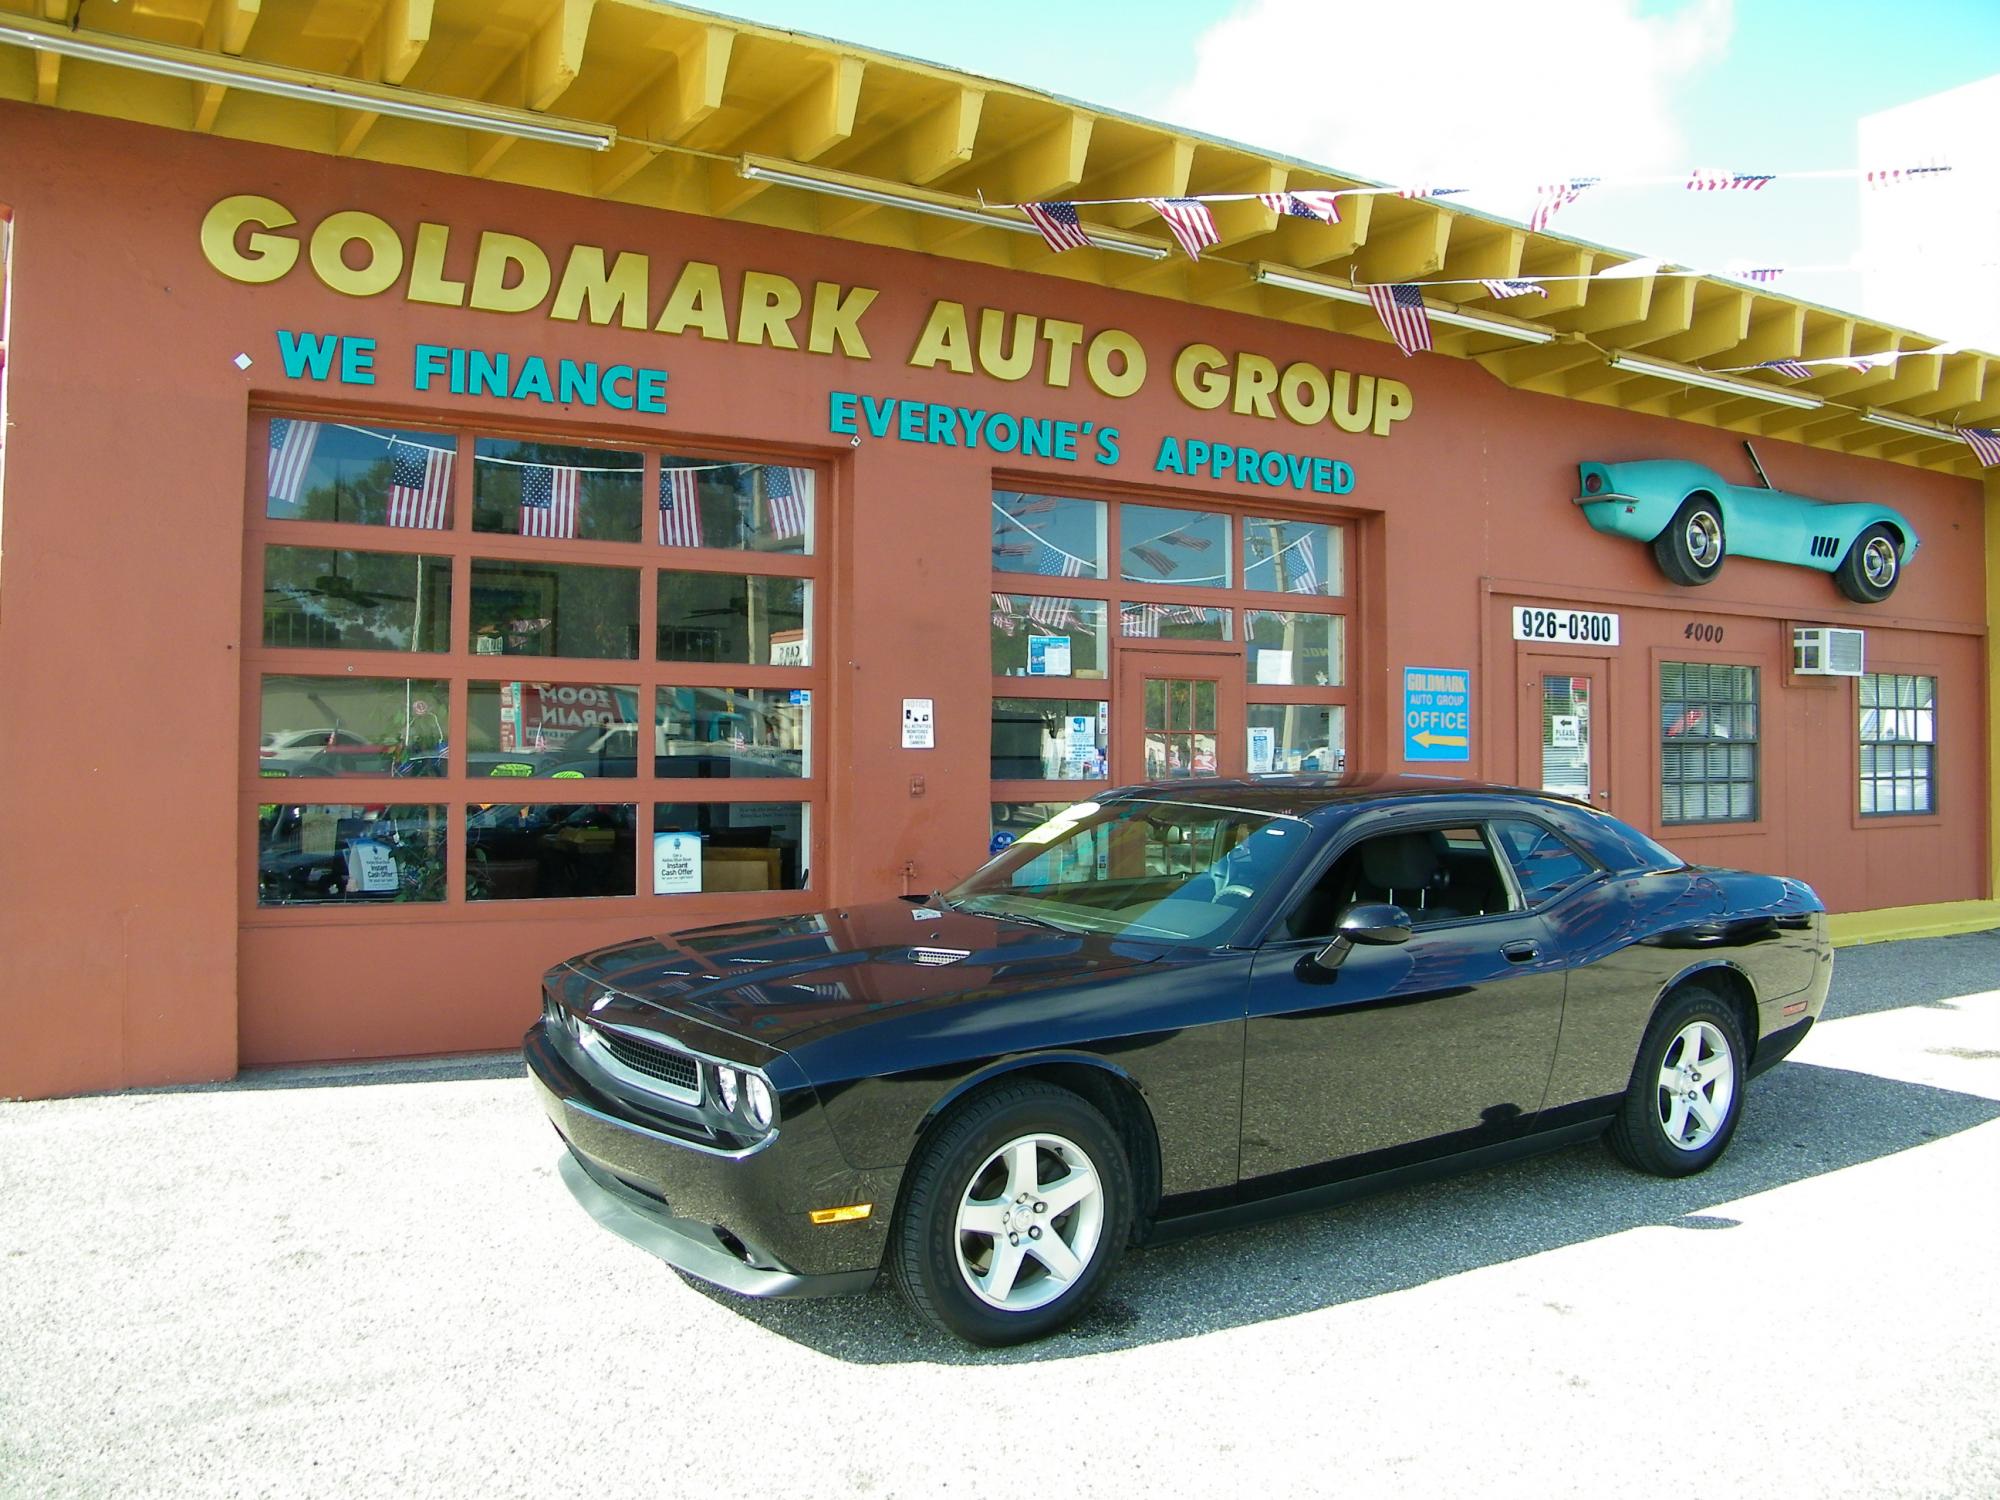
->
[1501, 940, 1540, 963]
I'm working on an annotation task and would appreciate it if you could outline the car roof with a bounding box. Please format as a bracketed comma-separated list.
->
[1099, 772, 1574, 814]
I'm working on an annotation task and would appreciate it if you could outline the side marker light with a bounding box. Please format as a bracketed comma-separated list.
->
[808, 1204, 874, 1225]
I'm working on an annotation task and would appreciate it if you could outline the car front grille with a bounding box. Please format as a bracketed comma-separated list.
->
[585, 1024, 701, 1098]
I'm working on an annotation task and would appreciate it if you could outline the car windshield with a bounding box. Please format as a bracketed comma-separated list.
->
[945, 798, 1311, 945]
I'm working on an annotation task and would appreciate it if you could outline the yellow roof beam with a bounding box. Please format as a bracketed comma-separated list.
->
[1079, 136, 1195, 231]
[811, 83, 985, 232]
[1513, 247, 1593, 316]
[1351, 203, 1452, 284]
[192, 0, 264, 132]
[592, 20, 733, 197]
[1198, 162, 1287, 249]
[707, 53, 865, 213]
[470, 0, 600, 176]
[1636, 286, 1750, 364]
[963, 108, 1094, 205]
[1267, 190, 1370, 268]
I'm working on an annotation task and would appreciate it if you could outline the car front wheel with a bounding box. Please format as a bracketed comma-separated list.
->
[1652, 497, 1728, 586]
[890, 1081, 1132, 1345]
[1835, 523, 1901, 603]
[1607, 985, 1747, 1177]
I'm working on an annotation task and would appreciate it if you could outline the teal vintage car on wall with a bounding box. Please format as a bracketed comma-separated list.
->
[1574, 458, 1918, 603]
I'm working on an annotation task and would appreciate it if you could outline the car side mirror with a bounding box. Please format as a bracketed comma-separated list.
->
[1311, 902, 1413, 969]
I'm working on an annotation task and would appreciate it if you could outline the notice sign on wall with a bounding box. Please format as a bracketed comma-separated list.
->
[902, 699, 935, 749]
[1403, 667, 1471, 762]
[653, 831, 702, 894]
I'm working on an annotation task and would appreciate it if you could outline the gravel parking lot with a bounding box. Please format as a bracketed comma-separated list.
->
[3, 931, 1997, 1498]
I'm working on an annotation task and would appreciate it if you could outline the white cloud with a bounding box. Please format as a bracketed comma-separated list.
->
[1163, 0, 1735, 201]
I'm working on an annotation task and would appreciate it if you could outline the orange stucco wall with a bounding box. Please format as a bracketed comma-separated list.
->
[0, 104, 1986, 1098]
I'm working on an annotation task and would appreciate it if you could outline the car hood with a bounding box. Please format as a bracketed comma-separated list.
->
[552, 901, 1165, 1047]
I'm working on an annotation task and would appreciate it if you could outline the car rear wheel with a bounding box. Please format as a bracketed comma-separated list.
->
[1652, 498, 1728, 587]
[889, 1081, 1132, 1345]
[1607, 985, 1747, 1177]
[1834, 523, 1901, 603]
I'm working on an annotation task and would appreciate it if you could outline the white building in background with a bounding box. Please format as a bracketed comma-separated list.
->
[1859, 74, 2000, 354]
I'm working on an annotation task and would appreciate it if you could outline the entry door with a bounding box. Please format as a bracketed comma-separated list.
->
[1519, 656, 1611, 813]
[1114, 650, 1241, 783]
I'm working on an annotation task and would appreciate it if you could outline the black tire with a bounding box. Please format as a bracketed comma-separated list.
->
[889, 1081, 1132, 1346]
[1607, 984, 1748, 1177]
[1652, 497, 1728, 587]
[1834, 523, 1902, 604]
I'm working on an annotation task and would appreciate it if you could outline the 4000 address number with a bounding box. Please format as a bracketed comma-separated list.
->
[1512, 606, 1620, 646]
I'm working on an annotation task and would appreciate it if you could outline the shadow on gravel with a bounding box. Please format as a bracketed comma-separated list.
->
[88, 1053, 527, 1097]
[1826, 930, 2000, 1019]
[683, 1059, 1999, 1366]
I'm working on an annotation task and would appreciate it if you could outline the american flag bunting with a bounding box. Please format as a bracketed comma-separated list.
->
[991, 594, 1018, 635]
[1366, 283, 1432, 357]
[1866, 166, 1950, 187]
[1480, 279, 1550, 299]
[386, 441, 452, 529]
[1023, 201, 1093, 253]
[763, 465, 811, 540]
[267, 417, 321, 505]
[1959, 428, 2000, 467]
[1686, 169, 1775, 191]
[1146, 197, 1221, 260]
[1398, 185, 1467, 199]
[1132, 543, 1178, 574]
[1027, 595, 1074, 629]
[1761, 360, 1814, 380]
[1529, 178, 1598, 233]
[1256, 191, 1341, 224]
[658, 467, 703, 547]
[521, 464, 581, 539]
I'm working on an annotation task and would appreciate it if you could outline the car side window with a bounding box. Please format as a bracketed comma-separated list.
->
[1278, 824, 1518, 939]
[1492, 818, 1597, 904]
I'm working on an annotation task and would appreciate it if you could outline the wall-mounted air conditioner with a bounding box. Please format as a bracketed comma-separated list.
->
[1793, 626, 1865, 677]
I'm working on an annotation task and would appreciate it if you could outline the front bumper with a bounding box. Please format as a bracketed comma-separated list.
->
[525, 1024, 889, 1297]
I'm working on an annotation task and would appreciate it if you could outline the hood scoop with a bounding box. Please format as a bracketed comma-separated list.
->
[908, 946, 972, 967]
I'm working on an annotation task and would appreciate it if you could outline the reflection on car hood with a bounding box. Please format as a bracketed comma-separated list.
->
[557, 901, 1164, 1046]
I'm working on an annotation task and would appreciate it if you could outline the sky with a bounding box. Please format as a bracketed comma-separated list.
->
[696, 0, 2000, 341]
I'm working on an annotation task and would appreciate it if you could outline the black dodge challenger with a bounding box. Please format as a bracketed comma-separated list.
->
[526, 776, 1830, 1345]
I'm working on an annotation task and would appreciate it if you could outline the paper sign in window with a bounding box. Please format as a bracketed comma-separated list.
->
[654, 831, 702, 894]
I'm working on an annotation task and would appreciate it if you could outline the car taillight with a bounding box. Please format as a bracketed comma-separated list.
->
[1584, 471, 1604, 494]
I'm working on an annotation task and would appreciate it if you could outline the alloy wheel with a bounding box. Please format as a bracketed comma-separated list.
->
[1655, 1019, 1736, 1151]
[953, 1132, 1105, 1311]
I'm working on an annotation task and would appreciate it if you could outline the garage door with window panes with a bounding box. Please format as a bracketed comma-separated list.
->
[989, 489, 1351, 846]
[248, 414, 822, 915]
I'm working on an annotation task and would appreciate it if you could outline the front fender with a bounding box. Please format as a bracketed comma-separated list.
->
[1576, 460, 1728, 544]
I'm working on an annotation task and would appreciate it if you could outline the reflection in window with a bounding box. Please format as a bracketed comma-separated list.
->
[465, 681, 638, 778]
[990, 801, 1077, 850]
[655, 688, 809, 778]
[1245, 704, 1345, 774]
[652, 804, 808, 893]
[991, 699, 1107, 781]
[991, 492, 1105, 579]
[1661, 662, 1759, 823]
[1121, 504, 1229, 588]
[1493, 819, 1596, 903]
[659, 458, 814, 554]
[1245, 610, 1343, 686]
[991, 595, 1108, 678]
[1144, 677, 1218, 778]
[259, 676, 448, 777]
[1242, 519, 1342, 596]
[1859, 673, 1937, 815]
[264, 419, 457, 530]
[657, 572, 810, 664]
[472, 438, 642, 542]
[470, 558, 639, 659]
[257, 803, 446, 906]
[263, 546, 452, 652]
[1121, 601, 1230, 641]
[467, 803, 637, 900]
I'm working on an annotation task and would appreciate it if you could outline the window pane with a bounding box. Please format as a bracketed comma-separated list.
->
[1660, 660, 1758, 825]
[659, 458, 813, 554]
[991, 595, 1108, 677]
[1121, 504, 1229, 588]
[472, 438, 642, 542]
[464, 681, 638, 778]
[653, 803, 808, 893]
[264, 419, 457, 530]
[1858, 673, 1937, 818]
[1242, 518, 1342, 596]
[1493, 818, 1594, 903]
[259, 676, 448, 778]
[468, 803, 636, 900]
[657, 572, 810, 664]
[1246, 704, 1345, 773]
[263, 546, 451, 653]
[992, 492, 1105, 578]
[656, 688, 810, 778]
[471, 559, 639, 659]
[1245, 610, 1344, 686]
[990, 800, 1079, 853]
[1121, 601, 1231, 641]
[992, 699, 1108, 781]
[257, 802, 446, 906]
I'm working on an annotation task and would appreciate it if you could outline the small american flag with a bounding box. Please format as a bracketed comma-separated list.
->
[1256, 191, 1341, 224]
[1840, 355, 1889, 373]
[386, 441, 452, 529]
[1012, 495, 1059, 514]
[1398, 185, 1467, 199]
[519, 464, 580, 539]
[1366, 283, 1432, 357]
[1033, 543, 1087, 578]
[1529, 178, 1598, 232]
[1866, 165, 1950, 187]
[1738, 266, 1784, 283]
[1761, 359, 1814, 380]
[1480, 279, 1550, 299]
[1161, 527, 1213, 551]
[764, 465, 810, 540]
[1122, 602, 1161, 638]
[1686, 169, 1775, 191]
[267, 417, 321, 505]
[1288, 541, 1320, 594]
[1132, 543, 1178, 574]
[1146, 197, 1221, 260]
[658, 467, 703, 547]
[1027, 595, 1074, 629]
[991, 594, 1018, 635]
[1960, 428, 2000, 467]
[995, 540, 1034, 558]
[1023, 201, 1093, 253]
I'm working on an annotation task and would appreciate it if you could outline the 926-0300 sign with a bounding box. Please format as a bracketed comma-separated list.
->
[1511, 606, 1620, 646]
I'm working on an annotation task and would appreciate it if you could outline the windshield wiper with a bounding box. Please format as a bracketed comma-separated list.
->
[945, 895, 1073, 935]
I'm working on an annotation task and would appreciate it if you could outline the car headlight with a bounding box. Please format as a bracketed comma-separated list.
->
[746, 1075, 774, 1130]
[714, 1064, 740, 1112]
